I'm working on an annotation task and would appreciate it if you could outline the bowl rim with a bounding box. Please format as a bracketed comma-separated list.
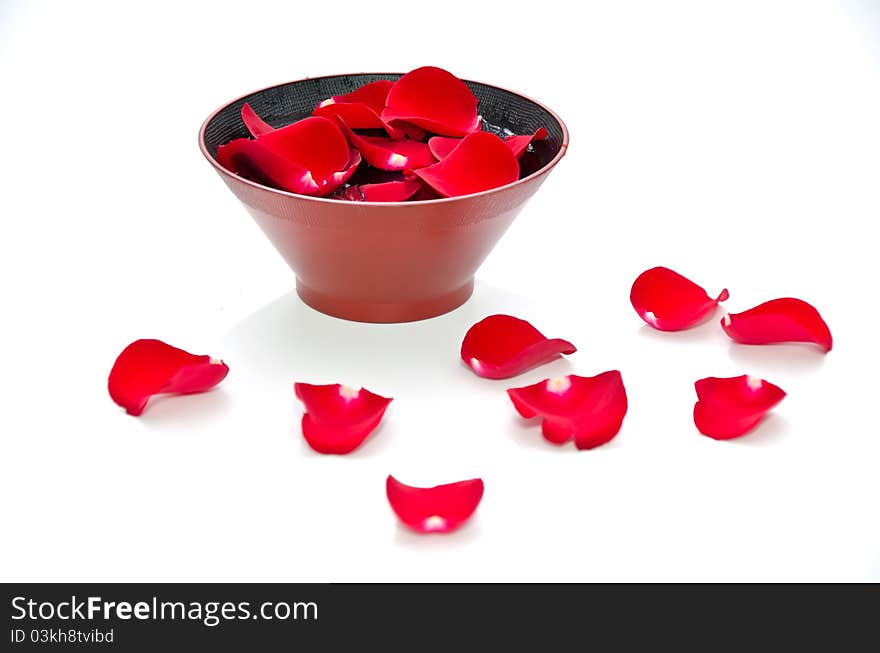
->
[198, 71, 569, 206]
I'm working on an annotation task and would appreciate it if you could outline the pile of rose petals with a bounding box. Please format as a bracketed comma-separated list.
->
[216, 66, 547, 201]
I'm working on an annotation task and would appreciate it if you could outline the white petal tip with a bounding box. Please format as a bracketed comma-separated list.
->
[423, 515, 447, 531]
[746, 375, 763, 390]
[339, 385, 360, 400]
[546, 376, 572, 394]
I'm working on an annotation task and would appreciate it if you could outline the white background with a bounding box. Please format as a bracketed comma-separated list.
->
[1, 0, 878, 582]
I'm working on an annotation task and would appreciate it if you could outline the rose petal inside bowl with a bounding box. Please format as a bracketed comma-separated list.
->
[382, 66, 481, 137]
[505, 128, 548, 159]
[241, 102, 275, 137]
[427, 136, 461, 160]
[338, 178, 423, 202]
[414, 132, 519, 197]
[336, 119, 435, 171]
[316, 79, 392, 115]
[257, 116, 352, 180]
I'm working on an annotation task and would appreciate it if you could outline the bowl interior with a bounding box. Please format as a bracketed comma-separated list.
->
[203, 73, 565, 181]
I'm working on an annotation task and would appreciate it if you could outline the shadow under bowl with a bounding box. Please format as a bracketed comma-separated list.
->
[199, 73, 568, 323]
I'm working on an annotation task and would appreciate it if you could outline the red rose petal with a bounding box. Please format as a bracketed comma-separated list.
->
[409, 183, 443, 201]
[461, 314, 576, 379]
[294, 383, 392, 454]
[386, 475, 484, 534]
[630, 266, 730, 331]
[427, 136, 461, 160]
[721, 298, 833, 352]
[217, 115, 358, 195]
[323, 147, 362, 195]
[241, 102, 275, 137]
[693, 375, 786, 439]
[336, 119, 435, 171]
[430, 128, 548, 161]
[382, 66, 480, 137]
[317, 79, 393, 115]
[217, 137, 312, 192]
[505, 128, 548, 159]
[108, 339, 229, 416]
[312, 80, 394, 131]
[217, 137, 360, 196]
[313, 81, 434, 139]
[257, 116, 351, 180]
[313, 101, 386, 131]
[507, 371, 628, 450]
[392, 122, 428, 141]
[340, 178, 423, 202]
[414, 131, 519, 197]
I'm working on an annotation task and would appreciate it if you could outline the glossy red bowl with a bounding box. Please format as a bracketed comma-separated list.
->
[199, 73, 568, 323]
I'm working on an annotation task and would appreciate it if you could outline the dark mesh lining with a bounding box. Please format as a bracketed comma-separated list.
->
[203, 74, 564, 175]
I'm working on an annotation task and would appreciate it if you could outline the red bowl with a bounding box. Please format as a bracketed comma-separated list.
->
[199, 73, 568, 323]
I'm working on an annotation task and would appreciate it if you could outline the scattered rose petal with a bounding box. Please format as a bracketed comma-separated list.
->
[693, 375, 786, 440]
[382, 66, 481, 137]
[505, 128, 548, 159]
[461, 314, 576, 379]
[241, 102, 275, 137]
[340, 178, 423, 202]
[507, 371, 628, 450]
[386, 475, 484, 533]
[414, 131, 519, 197]
[108, 339, 229, 416]
[630, 266, 729, 331]
[294, 383, 392, 454]
[336, 119, 435, 171]
[721, 298, 833, 352]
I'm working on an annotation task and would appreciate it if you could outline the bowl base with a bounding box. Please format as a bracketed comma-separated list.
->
[296, 279, 474, 323]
